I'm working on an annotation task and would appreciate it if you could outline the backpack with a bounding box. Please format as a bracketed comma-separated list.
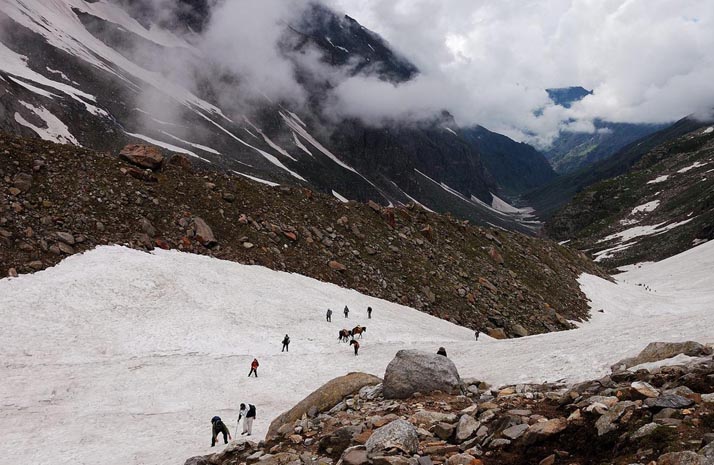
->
[247, 404, 256, 417]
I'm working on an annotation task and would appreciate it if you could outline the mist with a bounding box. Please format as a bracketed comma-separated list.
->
[128, 0, 714, 148]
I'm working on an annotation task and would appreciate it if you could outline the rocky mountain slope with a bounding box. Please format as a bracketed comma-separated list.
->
[547, 124, 714, 268]
[543, 87, 665, 175]
[0, 0, 555, 232]
[527, 115, 713, 218]
[0, 133, 602, 336]
[187, 342, 714, 465]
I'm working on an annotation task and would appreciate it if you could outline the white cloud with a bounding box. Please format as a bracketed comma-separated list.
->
[325, 0, 714, 145]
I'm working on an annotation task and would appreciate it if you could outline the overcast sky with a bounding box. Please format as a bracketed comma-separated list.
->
[321, 0, 714, 145]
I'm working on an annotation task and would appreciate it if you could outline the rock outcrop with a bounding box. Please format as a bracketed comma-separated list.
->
[612, 341, 713, 371]
[119, 144, 165, 171]
[267, 373, 381, 440]
[383, 350, 462, 399]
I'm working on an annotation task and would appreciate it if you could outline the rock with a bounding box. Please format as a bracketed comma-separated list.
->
[701, 440, 714, 458]
[612, 341, 713, 371]
[702, 394, 714, 403]
[126, 167, 158, 183]
[631, 423, 659, 440]
[383, 350, 462, 399]
[433, 422, 455, 440]
[489, 438, 511, 448]
[119, 144, 164, 170]
[368, 200, 382, 212]
[539, 454, 556, 465]
[365, 419, 418, 458]
[267, 373, 381, 440]
[445, 453, 478, 465]
[139, 218, 156, 237]
[319, 426, 363, 455]
[55, 232, 75, 245]
[522, 418, 567, 445]
[645, 394, 694, 410]
[8, 187, 21, 196]
[487, 328, 507, 340]
[411, 410, 458, 426]
[502, 423, 529, 440]
[168, 153, 192, 171]
[184, 456, 211, 465]
[222, 192, 236, 203]
[657, 451, 706, 465]
[193, 217, 217, 247]
[12, 173, 33, 192]
[631, 381, 660, 398]
[488, 247, 504, 265]
[7, 267, 18, 278]
[511, 324, 529, 337]
[341, 446, 369, 465]
[455, 414, 480, 441]
[58, 242, 75, 255]
[329, 260, 347, 272]
[595, 401, 636, 436]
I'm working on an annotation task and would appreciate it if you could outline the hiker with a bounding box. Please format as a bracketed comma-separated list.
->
[326, 308, 332, 322]
[437, 347, 447, 357]
[281, 334, 290, 352]
[344, 305, 349, 318]
[350, 339, 360, 356]
[211, 416, 231, 447]
[238, 403, 257, 436]
[474, 330, 480, 341]
[367, 306, 372, 319]
[248, 358, 259, 377]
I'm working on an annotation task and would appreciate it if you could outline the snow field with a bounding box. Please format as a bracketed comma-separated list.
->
[1, 242, 714, 465]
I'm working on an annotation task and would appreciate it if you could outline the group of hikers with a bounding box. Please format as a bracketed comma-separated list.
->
[210, 403, 257, 446]
[329, 305, 372, 356]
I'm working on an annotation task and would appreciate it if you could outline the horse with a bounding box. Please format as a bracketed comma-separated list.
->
[351, 326, 366, 339]
[338, 329, 352, 342]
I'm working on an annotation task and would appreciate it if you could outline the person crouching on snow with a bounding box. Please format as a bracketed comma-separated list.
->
[238, 403, 257, 435]
[211, 416, 231, 447]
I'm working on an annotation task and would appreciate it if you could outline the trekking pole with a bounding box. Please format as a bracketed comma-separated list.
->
[236, 419, 240, 438]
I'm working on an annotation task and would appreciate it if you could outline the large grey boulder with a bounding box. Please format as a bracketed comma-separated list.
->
[267, 372, 381, 440]
[612, 341, 712, 372]
[383, 350, 462, 399]
[365, 419, 419, 458]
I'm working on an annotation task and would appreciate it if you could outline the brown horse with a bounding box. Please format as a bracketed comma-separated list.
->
[351, 326, 366, 339]
[338, 329, 352, 342]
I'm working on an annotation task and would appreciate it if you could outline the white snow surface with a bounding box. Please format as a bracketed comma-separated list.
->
[677, 161, 707, 174]
[704, 127, 713, 134]
[332, 190, 350, 203]
[2, 243, 714, 465]
[647, 175, 670, 184]
[232, 170, 280, 187]
[14, 101, 78, 145]
[631, 200, 660, 215]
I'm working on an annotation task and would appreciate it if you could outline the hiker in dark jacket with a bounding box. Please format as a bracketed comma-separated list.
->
[326, 308, 332, 322]
[474, 330, 480, 341]
[238, 403, 257, 435]
[282, 334, 290, 352]
[350, 339, 360, 355]
[437, 347, 447, 357]
[211, 416, 231, 447]
[344, 305, 349, 318]
[367, 306, 372, 319]
[248, 358, 259, 377]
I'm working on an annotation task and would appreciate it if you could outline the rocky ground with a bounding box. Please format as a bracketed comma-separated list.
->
[188, 342, 714, 465]
[0, 133, 604, 336]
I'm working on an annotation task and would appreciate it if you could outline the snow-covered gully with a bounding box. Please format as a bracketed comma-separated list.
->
[1, 242, 713, 465]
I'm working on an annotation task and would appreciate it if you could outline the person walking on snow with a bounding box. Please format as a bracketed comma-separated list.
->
[367, 306, 372, 319]
[344, 305, 349, 318]
[238, 403, 257, 436]
[474, 330, 480, 341]
[326, 308, 332, 322]
[211, 416, 231, 447]
[350, 339, 360, 356]
[281, 334, 290, 352]
[248, 358, 259, 377]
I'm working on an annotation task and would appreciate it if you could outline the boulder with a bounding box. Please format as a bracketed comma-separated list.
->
[487, 328, 507, 340]
[612, 341, 712, 371]
[502, 423, 529, 440]
[595, 401, 636, 436]
[193, 217, 217, 247]
[266, 372, 381, 440]
[119, 144, 164, 170]
[455, 414, 480, 441]
[631, 422, 659, 440]
[168, 153, 193, 171]
[365, 419, 418, 458]
[341, 446, 369, 465]
[445, 454, 479, 465]
[511, 324, 529, 338]
[329, 260, 347, 272]
[522, 418, 567, 445]
[383, 350, 462, 399]
[657, 451, 706, 465]
[645, 394, 694, 410]
[12, 173, 33, 192]
[183, 456, 210, 465]
[411, 410, 458, 426]
[631, 381, 660, 398]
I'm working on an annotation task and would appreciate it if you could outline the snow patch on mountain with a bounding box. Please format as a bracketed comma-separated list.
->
[14, 101, 78, 145]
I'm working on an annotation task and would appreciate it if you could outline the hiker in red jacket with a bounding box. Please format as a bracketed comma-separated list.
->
[248, 358, 259, 377]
